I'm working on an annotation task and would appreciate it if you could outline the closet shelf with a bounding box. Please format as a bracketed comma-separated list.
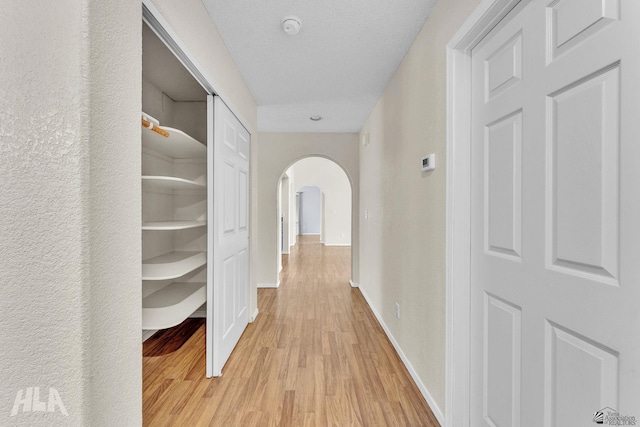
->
[142, 118, 206, 159]
[142, 175, 206, 191]
[142, 251, 206, 281]
[142, 282, 206, 330]
[142, 220, 207, 231]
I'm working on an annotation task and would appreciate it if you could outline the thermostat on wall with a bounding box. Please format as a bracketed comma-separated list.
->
[422, 154, 436, 172]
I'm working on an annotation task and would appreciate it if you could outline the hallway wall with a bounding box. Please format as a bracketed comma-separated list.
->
[290, 157, 352, 246]
[298, 186, 322, 235]
[257, 133, 359, 288]
[1, 0, 257, 424]
[358, 0, 482, 419]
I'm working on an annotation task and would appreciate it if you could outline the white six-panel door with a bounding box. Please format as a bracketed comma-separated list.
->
[207, 95, 250, 377]
[470, 0, 640, 425]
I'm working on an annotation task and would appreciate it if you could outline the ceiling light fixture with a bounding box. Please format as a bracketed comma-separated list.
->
[281, 15, 301, 35]
[310, 116, 322, 121]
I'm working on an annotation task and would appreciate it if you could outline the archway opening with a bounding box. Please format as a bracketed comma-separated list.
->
[277, 156, 353, 282]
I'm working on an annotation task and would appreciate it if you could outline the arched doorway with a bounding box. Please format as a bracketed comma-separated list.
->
[277, 156, 353, 281]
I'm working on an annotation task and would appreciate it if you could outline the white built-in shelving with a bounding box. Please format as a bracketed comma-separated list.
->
[142, 282, 206, 330]
[142, 125, 206, 159]
[141, 111, 208, 333]
[142, 175, 205, 191]
[142, 220, 206, 231]
[142, 251, 207, 281]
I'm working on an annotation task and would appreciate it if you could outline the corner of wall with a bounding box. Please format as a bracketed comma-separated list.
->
[86, 0, 142, 424]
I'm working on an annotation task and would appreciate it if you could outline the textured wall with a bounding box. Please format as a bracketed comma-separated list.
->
[257, 133, 359, 287]
[86, 1, 142, 424]
[0, 0, 142, 425]
[0, 2, 89, 424]
[358, 0, 482, 417]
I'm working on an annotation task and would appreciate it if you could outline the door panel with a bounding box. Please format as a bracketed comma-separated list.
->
[484, 295, 522, 427]
[236, 248, 248, 317]
[485, 110, 523, 260]
[224, 120, 236, 151]
[238, 131, 249, 160]
[547, 64, 620, 283]
[207, 95, 250, 377]
[485, 31, 523, 102]
[223, 255, 236, 337]
[223, 161, 236, 234]
[471, 0, 639, 425]
[548, 0, 619, 61]
[544, 321, 618, 426]
[239, 169, 248, 231]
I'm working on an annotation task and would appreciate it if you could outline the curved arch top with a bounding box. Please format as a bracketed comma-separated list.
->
[278, 156, 352, 258]
[278, 153, 355, 191]
[256, 132, 360, 288]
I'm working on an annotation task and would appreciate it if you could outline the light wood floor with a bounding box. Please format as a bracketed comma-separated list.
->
[143, 236, 439, 426]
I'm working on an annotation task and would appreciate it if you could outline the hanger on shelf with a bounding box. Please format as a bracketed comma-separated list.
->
[141, 113, 169, 138]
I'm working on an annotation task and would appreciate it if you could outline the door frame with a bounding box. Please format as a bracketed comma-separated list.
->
[445, 0, 528, 425]
[273, 155, 355, 288]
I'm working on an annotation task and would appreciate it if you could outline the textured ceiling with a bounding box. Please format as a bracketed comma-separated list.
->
[202, 0, 437, 133]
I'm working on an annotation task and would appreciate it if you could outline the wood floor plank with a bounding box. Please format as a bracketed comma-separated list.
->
[143, 235, 439, 426]
[143, 318, 206, 357]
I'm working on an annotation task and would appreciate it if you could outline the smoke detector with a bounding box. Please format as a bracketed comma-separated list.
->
[281, 16, 301, 35]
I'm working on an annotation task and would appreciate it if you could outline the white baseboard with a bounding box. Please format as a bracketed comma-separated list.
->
[301, 232, 320, 235]
[142, 329, 157, 342]
[282, 250, 290, 255]
[324, 243, 352, 247]
[257, 283, 279, 288]
[359, 286, 444, 426]
[250, 308, 259, 322]
[349, 280, 359, 288]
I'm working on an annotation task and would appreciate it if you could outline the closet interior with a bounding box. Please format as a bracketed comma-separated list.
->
[141, 22, 208, 343]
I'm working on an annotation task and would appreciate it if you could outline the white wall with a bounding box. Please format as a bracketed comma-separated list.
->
[358, 0, 482, 418]
[298, 186, 322, 235]
[1, 0, 258, 424]
[287, 168, 297, 249]
[280, 175, 290, 254]
[291, 157, 352, 246]
[277, 175, 290, 274]
[257, 133, 359, 288]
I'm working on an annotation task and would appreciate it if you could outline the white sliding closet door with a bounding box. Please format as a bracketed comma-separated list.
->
[207, 95, 250, 377]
